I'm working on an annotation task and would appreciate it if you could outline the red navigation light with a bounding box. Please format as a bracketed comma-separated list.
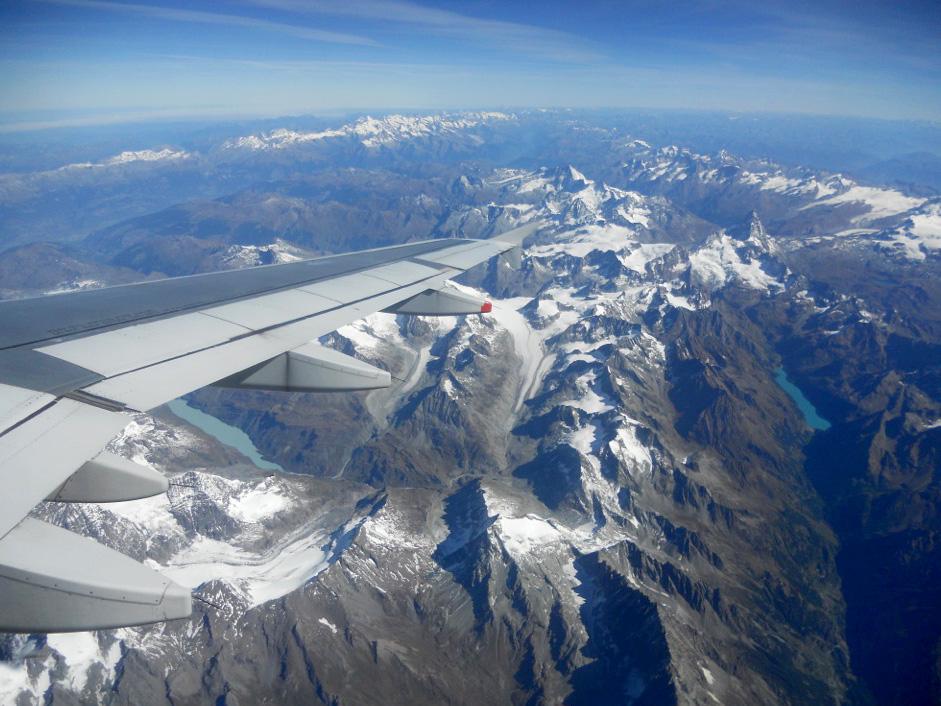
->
[481, 301, 493, 313]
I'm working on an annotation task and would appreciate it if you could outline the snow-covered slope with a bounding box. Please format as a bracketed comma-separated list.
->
[3, 112, 938, 706]
[222, 112, 515, 151]
[618, 141, 932, 232]
[56, 148, 192, 171]
[870, 198, 941, 260]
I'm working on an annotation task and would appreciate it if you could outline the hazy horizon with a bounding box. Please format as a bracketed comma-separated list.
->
[2, 0, 939, 132]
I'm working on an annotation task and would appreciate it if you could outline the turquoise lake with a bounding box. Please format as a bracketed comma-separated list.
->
[773, 368, 831, 431]
[167, 398, 282, 471]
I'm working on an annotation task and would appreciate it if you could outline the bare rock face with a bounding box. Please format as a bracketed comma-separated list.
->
[3, 111, 940, 706]
[30, 227, 848, 705]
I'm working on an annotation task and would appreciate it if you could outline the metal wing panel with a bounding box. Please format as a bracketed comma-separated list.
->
[299, 274, 386, 301]
[0, 397, 129, 539]
[38, 313, 251, 378]
[0, 231, 529, 632]
[83, 331, 286, 412]
[0, 239, 467, 352]
[360, 261, 449, 286]
[297, 264, 458, 302]
[263, 273, 455, 346]
[0, 518, 191, 632]
[420, 240, 507, 270]
[0, 237, 504, 529]
[0, 384, 56, 431]
[38, 261, 451, 383]
[82, 272, 454, 412]
[201, 289, 339, 332]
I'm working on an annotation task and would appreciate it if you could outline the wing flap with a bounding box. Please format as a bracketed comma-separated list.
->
[82, 272, 454, 412]
[0, 518, 191, 632]
[36, 262, 453, 385]
[201, 289, 338, 331]
[38, 312, 251, 378]
[83, 328, 285, 412]
[0, 384, 56, 431]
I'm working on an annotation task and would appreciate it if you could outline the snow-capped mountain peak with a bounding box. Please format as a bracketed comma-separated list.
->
[221, 111, 515, 151]
[56, 147, 191, 171]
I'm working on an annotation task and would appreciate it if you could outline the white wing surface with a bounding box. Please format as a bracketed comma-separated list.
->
[0, 224, 537, 632]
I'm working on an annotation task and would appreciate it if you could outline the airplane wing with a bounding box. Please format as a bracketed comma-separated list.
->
[0, 223, 538, 633]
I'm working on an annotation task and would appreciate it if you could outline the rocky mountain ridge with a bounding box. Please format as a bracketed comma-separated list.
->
[2, 110, 937, 252]
[1, 113, 939, 705]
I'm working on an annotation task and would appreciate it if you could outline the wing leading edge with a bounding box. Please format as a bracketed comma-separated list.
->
[0, 223, 539, 632]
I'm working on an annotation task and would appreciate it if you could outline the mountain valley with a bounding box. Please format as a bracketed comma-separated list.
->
[1, 111, 939, 706]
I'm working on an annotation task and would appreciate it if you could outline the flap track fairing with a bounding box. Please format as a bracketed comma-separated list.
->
[213, 342, 391, 393]
[47, 451, 169, 503]
[383, 286, 491, 316]
[0, 518, 191, 632]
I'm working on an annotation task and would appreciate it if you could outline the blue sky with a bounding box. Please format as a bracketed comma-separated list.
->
[1, 0, 938, 130]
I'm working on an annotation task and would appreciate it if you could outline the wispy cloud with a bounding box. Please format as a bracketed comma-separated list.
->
[0, 106, 270, 133]
[155, 54, 489, 76]
[241, 0, 600, 62]
[703, 0, 941, 75]
[7, 0, 938, 123]
[38, 0, 381, 46]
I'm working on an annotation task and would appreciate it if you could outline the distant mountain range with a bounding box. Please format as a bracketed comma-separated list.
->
[1, 110, 939, 706]
[2, 110, 939, 248]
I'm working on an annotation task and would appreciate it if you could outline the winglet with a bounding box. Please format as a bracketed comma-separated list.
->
[490, 221, 542, 248]
[490, 221, 542, 269]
